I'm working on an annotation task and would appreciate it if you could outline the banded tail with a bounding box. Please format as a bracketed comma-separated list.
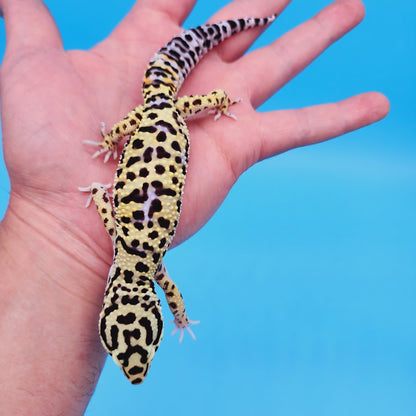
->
[142, 15, 278, 100]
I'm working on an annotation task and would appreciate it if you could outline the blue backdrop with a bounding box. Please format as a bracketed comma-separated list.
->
[1, 1, 415, 415]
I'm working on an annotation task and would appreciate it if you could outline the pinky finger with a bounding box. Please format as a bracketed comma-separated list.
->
[256, 92, 390, 161]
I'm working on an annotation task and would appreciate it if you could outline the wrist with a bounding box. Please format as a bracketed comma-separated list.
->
[0, 194, 107, 415]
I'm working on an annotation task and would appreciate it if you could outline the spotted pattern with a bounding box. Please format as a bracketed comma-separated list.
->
[85, 15, 277, 384]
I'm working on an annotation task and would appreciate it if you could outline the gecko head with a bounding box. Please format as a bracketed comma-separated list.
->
[98, 279, 164, 384]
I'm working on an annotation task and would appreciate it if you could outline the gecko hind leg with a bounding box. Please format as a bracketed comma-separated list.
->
[175, 89, 241, 121]
[78, 183, 116, 242]
[154, 263, 199, 343]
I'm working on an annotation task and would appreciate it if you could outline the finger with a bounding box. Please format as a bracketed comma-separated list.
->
[111, 0, 196, 41]
[104, 0, 197, 55]
[236, 0, 366, 107]
[208, 0, 290, 62]
[137, 0, 197, 25]
[255, 92, 390, 162]
[0, 0, 62, 54]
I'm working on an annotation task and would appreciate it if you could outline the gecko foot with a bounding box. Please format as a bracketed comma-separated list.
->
[84, 140, 118, 163]
[78, 183, 112, 208]
[170, 319, 200, 343]
[208, 98, 242, 121]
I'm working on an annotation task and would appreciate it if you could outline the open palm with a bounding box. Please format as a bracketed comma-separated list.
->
[0, 0, 388, 414]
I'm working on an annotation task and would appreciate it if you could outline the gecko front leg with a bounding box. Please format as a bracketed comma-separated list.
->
[85, 104, 145, 162]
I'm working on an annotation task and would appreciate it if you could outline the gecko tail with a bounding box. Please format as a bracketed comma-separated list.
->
[142, 14, 278, 100]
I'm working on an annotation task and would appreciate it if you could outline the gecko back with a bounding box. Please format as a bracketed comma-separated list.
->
[86, 14, 277, 385]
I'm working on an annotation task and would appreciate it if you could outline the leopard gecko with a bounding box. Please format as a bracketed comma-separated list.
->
[81, 14, 277, 384]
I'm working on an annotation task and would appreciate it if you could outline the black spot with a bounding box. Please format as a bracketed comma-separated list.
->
[156, 146, 171, 159]
[171, 141, 181, 151]
[143, 147, 154, 163]
[129, 366, 144, 375]
[139, 125, 158, 134]
[117, 312, 136, 325]
[158, 217, 170, 229]
[130, 119, 137, 126]
[149, 199, 162, 217]
[117, 236, 145, 257]
[143, 242, 154, 251]
[155, 165, 165, 174]
[109, 325, 119, 350]
[192, 98, 202, 106]
[148, 112, 158, 120]
[139, 317, 154, 346]
[124, 270, 134, 284]
[155, 120, 177, 135]
[172, 177, 179, 184]
[155, 188, 176, 197]
[152, 306, 163, 346]
[169, 302, 178, 310]
[139, 168, 149, 177]
[175, 156, 182, 164]
[134, 223, 144, 231]
[132, 139, 144, 149]
[152, 253, 161, 264]
[132, 377, 143, 385]
[156, 131, 167, 142]
[121, 185, 149, 204]
[148, 231, 159, 239]
[127, 172, 136, 181]
[135, 262, 149, 273]
[102, 302, 119, 319]
[169, 165, 177, 173]
[131, 239, 140, 247]
[130, 329, 141, 339]
[159, 238, 167, 249]
[147, 97, 174, 109]
[121, 295, 140, 306]
[126, 156, 141, 167]
[133, 210, 145, 220]
[151, 180, 163, 188]
[121, 216, 130, 224]
[115, 181, 125, 190]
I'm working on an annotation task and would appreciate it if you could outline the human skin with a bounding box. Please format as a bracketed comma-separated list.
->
[0, 0, 389, 415]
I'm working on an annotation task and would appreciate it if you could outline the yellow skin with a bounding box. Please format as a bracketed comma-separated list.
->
[84, 16, 275, 383]
[0, 0, 389, 414]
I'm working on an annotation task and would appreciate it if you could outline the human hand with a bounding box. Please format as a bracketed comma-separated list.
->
[0, 0, 389, 414]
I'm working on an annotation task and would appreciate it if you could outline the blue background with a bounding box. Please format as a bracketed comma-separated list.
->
[1, 1, 415, 415]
